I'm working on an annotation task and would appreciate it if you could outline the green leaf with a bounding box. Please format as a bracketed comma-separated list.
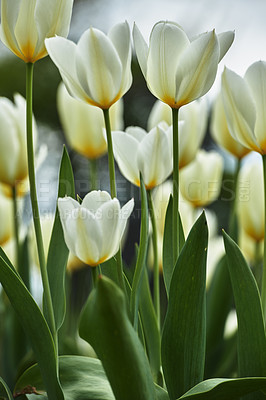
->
[46, 146, 75, 331]
[161, 212, 208, 400]
[79, 275, 156, 400]
[179, 377, 266, 399]
[0, 253, 64, 400]
[223, 231, 266, 378]
[139, 268, 161, 382]
[162, 195, 185, 296]
[100, 256, 120, 286]
[0, 376, 14, 400]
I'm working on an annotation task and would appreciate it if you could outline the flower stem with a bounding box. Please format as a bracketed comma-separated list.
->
[172, 107, 180, 264]
[228, 158, 241, 240]
[89, 158, 97, 191]
[12, 186, 20, 271]
[91, 267, 98, 287]
[102, 108, 126, 295]
[261, 154, 266, 323]
[147, 189, 160, 327]
[26, 63, 57, 352]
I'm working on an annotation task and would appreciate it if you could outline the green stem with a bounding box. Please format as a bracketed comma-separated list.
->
[26, 63, 57, 353]
[91, 267, 98, 287]
[147, 189, 160, 327]
[261, 154, 266, 323]
[89, 158, 97, 191]
[172, 107, 180, 264]
[11, 186, 20, 271]
[228, 158, 241, 240]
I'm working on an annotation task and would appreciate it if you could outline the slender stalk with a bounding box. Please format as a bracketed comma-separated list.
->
[91, 267, 98, 287]
[89, 158, 97, 191]
[102, 108, 126, 294]
[12, 186, 20, 270]
[147, 189, 160, 326]
[228, 158, 241, 240]
[172, 107, 180, 264]
[261, 154, 266, 322]
[26, 63, 57, 352]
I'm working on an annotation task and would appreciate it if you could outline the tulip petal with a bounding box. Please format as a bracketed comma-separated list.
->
[0, 0, 22, 58]
[244, 61, 266, 152]
[137, 126, 172, 188]
[217, 31, 235, 62]
[45, 37, 89, 102]
[108, 21, 132, 97]
[147, 21, 190, 105]
[221, 67, 260, 152]
[58, 197, 80, 220]
[175, 30, 219, 106]
[82, 191, 111, 214]
[133, 23, 149, 78]
[125, 126, 147, 142]
[75, 28, 122, 108]
[112, 131, 140, 186]
[119, 198, 134, 239]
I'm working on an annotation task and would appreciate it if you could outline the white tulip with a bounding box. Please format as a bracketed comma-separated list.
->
[0, 0, 73, 63]
[112, 124, 173, 189]
[133, 21, 234, 108]
[46, 22, 132, 109]
[0, 193, 13, 246]
[58, 191, 134, 266]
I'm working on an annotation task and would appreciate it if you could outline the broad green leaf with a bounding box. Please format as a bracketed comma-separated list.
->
[79, 275, 156, 400]
[130, 174, 149, 328]
[0, 376, 14, 400]
[179, 377, 266, 399]
[162, 195, 185, 296]
[139, 268, 161, 382]
[100, 256, 120, 286]
[15, 356, 168, 400]
[161, 212, 208, 400]
[223, 231, 266, 380]
[0, 254, 64, 400]
[46, 146, 75, 331]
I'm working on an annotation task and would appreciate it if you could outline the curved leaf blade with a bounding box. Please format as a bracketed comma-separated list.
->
[0, 376, 14, 400]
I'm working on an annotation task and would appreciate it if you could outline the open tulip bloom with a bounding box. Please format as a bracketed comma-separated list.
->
[58, 191, 134, 266]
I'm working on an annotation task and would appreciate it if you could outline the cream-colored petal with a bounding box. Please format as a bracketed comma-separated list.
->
[137, 126, 172, 188]
[147, 21, 190, 105]
[58, 196, 80, 221]
[119, 198, 134, 238]
[244, 61, 266, 152]
[82, 190, 111, 214]
[1, 0, 22, 59]
[112, 131, 140, 186]
[175, 30, 219, 106]
[217, 31, 235, 62]
[75, 28, 122, 108]
[132, 23, 149, 78]
[45, 37, 89, 102]
[125, 126, 147, 142]
[221, 67, 260, 152]
[147, 100, 172, 130]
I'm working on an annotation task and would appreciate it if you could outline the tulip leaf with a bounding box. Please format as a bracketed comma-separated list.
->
[0, 376, 14, 400]
[79, 275, 156, 400]
[223, 231, 266, 379]
[163, 195, 185, 296]
[139, 268, 161, 382]
[100, 256, 120, 286]
[46, 146, 75, 331]
[178, 377, 266, 399]
[0, 253, 64, 400]
[161, 212, 208, 400]
[130, 174, 149, 328]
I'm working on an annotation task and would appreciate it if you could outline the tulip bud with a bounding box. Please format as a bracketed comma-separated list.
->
[0, 0, 73, 63]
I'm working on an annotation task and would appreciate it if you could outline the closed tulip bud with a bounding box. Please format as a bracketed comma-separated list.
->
[46, 21, 132, 109]
[180, 149, 223, 207]
[112, 125, 173, 189]
[57, 82, 124, 159]
[221, 61, 266, 154]
[58, 191, 134, 266]
[133, 21, 234, 108]
[237, 158, 264, 242]
[0, 192, 13, 246]
[211, 93, 250, 159]
[0, 94, 37, 188]
[0, 0, 73, 63]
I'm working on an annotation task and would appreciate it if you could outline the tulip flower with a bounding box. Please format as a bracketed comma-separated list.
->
[211, 93, 251, 159]
[0, 94, 37, 190]
[112, 124, 173, 189]
[45, 22, 132, 110]
[0, 0, 73, 63]
[57, 82, 124, 160]
[239, 227, 263, 265]
[237, 157, 264, 242]
[180, 149, 223, 208]
[0, 191, 13, 246]
[58, 191, 134, 266]
[133, 21, 234, 108]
